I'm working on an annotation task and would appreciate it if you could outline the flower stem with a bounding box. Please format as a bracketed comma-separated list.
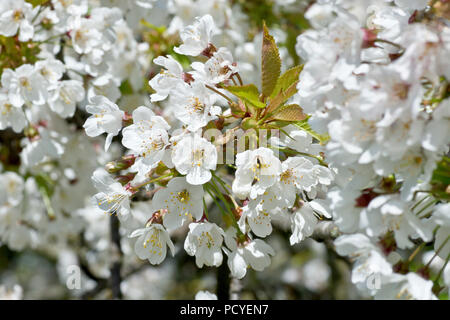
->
[408, 242, 426, 263]
[132, 172, 173, 190]
[205, 84, 234, 104]
[270, 145, 328, 167]
[434, 255, 449, 286]
[426, 235, 450, 268]
[234, 73, 243, 86]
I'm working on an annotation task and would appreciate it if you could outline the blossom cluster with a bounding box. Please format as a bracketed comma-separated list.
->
[296, 0, 450, 299]
[0, 0, 151, 255]
[0, 0, 448, 300]
[86, 12, 335, 280]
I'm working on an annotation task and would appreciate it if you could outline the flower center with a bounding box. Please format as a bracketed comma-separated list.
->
[143, 229, 163, 256]
[2, 103, 12, 115]
[13, 10, 24, 22]
[190, 97, 205, 113]
[192, 149, 204, 166]
[280, 169, 293, 183]
[199, 231, 215, 249]
[176, 190, 190, 203]
[20, 77, 31, 90]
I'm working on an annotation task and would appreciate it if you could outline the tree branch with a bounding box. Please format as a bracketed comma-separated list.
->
[109, 215, 123, 299]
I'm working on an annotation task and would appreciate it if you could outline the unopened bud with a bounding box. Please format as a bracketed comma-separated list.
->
[146, 209, 164, 226]
[41, 18, 53, 30]
[105, 155, 136, 173]
[114, 172, 136, 185]
[232, 206, 243, 220]
[24, 125, 39, 140]
[230, 102, 245, 118]
[122, 112, 133, 126]
[361, 28, 377, 48]
[241, 118, 258, 130]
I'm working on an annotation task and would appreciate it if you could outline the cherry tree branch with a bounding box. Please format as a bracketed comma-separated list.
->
[109, 215, 123, 299]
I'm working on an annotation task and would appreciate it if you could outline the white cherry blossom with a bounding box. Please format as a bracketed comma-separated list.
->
[0, 0, 37, 41]
[91, 168, 132, 222]
[2, 64, 48, 107]
[149, 55, 185, 102]
[83, 95, 124, 151]
[225, 235, 275, 279]
[152, 177, 204, 230]
[174, 14, 218, 56]
[184, 222, 225, 267]
[232, 147, 282, 200]
[130, 223, 175, 265]
[171, 132, 217, 185]
[122, 106, 170, 167]
[170, 82, 221, 132]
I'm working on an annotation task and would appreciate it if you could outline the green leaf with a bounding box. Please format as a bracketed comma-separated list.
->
[430, 156, 450, 200]
[264, 79, 299, 115]
[26, 0, 50, 7]
[262, 120, 292, 129]
[431, 156, 450, 186]
[261, 22, 281, 98]
[270, 65, 303, 99]
[224, 84, 266, 109]
[140, 19, 167, 33]
[241, 117, 258, 130]
[34, 174, 56, 220]
[267, 104, 306, 122]
[229, 101, 246, 118]
[294, 118, 330, 143]
[119, 80, 134, 95]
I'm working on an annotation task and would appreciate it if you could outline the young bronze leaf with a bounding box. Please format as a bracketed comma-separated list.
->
[262, 120, 292, 129]
[261, 22, 281, 98]
[225, 84, 266, 109]
[265, 79, 299, 115]
[270, 64, 303, 99]
[268, 104, 306, 122]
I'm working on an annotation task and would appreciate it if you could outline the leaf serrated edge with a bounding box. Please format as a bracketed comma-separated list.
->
[261, 21, 281, 98]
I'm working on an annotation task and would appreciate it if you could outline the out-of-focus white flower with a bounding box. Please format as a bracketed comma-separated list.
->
[394, 0, 428, 11]
[174, 14, 218, 56]
[195, 290, 217, 300]
[0, 93, 27, 133]
[335, 233, 393, 295]
[375, 273, 437, 300]
[0, 284, 23, 300]
[2, 65, 48, 107]
[0, 0, 37, 41]
[432, 203, 450, 260]
[48, 80, 85, 118]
